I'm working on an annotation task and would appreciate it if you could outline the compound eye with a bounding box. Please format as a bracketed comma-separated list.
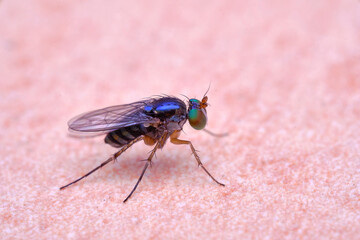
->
[188, 108, 207, 130]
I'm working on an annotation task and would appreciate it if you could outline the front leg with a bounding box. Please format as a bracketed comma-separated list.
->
[170, 131, 225, 186]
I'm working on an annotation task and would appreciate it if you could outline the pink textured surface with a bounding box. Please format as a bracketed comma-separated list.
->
[1, 0, 360, 239]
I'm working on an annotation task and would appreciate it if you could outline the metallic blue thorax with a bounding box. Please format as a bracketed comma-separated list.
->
[144, 97, 187, 123]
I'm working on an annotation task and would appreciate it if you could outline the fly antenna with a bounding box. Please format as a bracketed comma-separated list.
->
[203, 82, 211, 98]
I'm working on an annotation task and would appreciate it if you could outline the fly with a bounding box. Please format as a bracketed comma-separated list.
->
[60, 92, 225, 202]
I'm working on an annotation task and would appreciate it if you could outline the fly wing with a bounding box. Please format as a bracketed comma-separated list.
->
[68, 100, 159, 135]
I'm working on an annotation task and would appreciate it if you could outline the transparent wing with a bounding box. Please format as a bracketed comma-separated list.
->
[68, 100, 159, 134]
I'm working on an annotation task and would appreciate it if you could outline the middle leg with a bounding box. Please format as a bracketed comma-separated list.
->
[123, 133, 168, 202]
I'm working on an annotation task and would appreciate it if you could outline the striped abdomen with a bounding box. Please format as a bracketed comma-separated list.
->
[104, 124, 155, 148]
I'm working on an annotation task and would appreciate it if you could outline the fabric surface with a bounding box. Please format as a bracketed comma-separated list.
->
[1, 0, 359, 239]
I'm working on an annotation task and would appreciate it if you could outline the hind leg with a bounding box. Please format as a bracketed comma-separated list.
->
[60, 136, 144, 190]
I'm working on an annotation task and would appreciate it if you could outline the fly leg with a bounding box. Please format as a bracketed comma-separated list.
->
[203, 128, 228, 137]
[123, 133, 167, 202]
[170, 131, 225, 186]
[60, 136, 144, 190]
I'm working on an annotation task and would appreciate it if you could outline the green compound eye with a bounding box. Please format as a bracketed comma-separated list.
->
[188, 108, 207, 130]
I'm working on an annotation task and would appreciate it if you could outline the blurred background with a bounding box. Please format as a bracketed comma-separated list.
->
[1, 0, 359, 136]
[1, 0, 359, 239]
